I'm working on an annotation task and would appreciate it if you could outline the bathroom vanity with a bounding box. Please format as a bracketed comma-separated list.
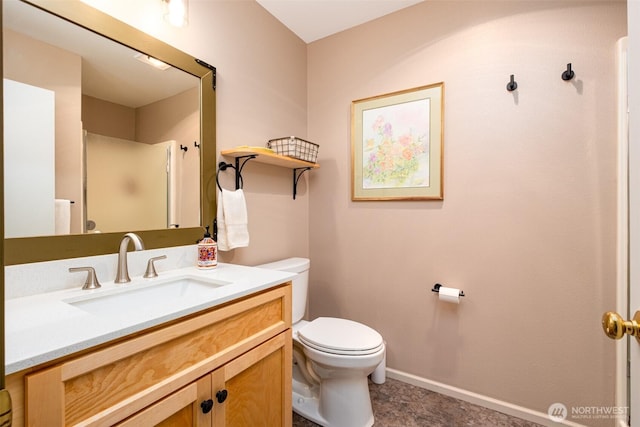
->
[4, 259, 294, 427]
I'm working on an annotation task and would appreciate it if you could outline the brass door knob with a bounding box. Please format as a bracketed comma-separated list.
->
[602, 311, 640, 340]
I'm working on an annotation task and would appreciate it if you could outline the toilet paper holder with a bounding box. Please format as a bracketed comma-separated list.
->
[431, 283, 465, 297]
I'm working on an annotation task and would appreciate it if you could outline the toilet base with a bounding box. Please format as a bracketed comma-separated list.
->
[292, 361, 374, 427]
[292, 361, 326, 425]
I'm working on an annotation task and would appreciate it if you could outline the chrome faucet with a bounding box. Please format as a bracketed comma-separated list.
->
[115, 232, 145, 283]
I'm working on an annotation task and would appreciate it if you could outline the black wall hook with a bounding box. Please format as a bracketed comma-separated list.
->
[180, 144, 188, 152]
[562, 63, 575, 81]
[194, 141, 200, 149]
[506, 74, 518, 92]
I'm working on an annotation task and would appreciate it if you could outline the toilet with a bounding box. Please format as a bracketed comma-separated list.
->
[256, 258, 385, 427]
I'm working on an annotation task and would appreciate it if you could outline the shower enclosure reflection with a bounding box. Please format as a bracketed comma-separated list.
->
[85, 133, 192, 233]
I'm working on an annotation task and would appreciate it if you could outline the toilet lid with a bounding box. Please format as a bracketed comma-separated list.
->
[297, 317, 383, 355]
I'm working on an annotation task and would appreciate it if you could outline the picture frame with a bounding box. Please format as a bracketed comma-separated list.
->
[351, 83, 444, 201]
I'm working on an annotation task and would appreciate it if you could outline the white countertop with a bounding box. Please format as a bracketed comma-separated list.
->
[5, 263, 295, 375]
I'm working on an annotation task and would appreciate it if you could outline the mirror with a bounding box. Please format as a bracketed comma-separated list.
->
[5, 0, 200, 237]
[3, 0, 216, 264]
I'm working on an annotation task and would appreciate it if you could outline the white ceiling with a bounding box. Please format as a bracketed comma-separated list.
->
[256, 0, 425, 43]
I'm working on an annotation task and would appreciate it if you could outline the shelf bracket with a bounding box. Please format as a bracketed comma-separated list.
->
[293, 167, 312, 200]
[234, 155, 256, 189]
[217, 155, 256, 190]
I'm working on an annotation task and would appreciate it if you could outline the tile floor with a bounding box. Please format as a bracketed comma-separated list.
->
[291, 378, 545, 427]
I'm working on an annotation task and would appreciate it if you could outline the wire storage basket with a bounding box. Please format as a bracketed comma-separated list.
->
[267, 136, 319, 163]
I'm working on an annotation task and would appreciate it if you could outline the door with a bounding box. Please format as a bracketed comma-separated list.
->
[606, 3, 640, 426]
[630, 1, 640, 424]
[3, 79, 55, 238]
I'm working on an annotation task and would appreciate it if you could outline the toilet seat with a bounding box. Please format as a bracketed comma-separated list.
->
[297, 317, 384, 356]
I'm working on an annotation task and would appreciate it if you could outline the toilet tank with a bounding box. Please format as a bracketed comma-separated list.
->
[256, 257, 310, 324]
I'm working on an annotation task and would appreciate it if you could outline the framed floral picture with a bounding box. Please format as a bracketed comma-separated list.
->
[351, 83, 444, 201]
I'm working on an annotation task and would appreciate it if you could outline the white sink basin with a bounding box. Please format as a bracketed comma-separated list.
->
[64, 275, 232, 318]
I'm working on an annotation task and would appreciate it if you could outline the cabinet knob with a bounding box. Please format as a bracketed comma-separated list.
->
[200, 399, 214, 414]
[216, 389, 228, 403]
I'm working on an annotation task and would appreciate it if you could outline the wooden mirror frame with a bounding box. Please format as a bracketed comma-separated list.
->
[3, 0, 216, 265]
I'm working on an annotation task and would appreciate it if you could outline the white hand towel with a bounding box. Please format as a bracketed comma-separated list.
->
[216, 191, 229, 250]
[217, 188, 249, 251]
[54, 199, 71, 235]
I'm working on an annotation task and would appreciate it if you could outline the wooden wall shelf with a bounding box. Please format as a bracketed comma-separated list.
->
[220, 147, 319, 199]
[221, 147, 319, 169]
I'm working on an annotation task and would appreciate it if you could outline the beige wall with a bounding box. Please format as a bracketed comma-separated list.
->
[307, 0, 624, 422]
[136, 87, 198, 145]
[4, 29, 83, 233]
[82, 95, 136, 141]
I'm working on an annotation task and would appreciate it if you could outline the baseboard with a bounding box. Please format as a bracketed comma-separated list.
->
[385, 368, 586, 427]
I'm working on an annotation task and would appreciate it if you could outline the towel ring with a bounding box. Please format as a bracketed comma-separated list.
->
[216, 162, 242, 191]
[216, 156, 256, 191]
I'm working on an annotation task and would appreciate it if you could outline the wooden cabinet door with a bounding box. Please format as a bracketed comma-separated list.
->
[116, 375, 212, 427]
[212, 330, 292, 427]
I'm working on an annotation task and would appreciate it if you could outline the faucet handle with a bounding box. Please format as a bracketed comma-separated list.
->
[144, 255, 167, 278]
[69, 267, 101, 290]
